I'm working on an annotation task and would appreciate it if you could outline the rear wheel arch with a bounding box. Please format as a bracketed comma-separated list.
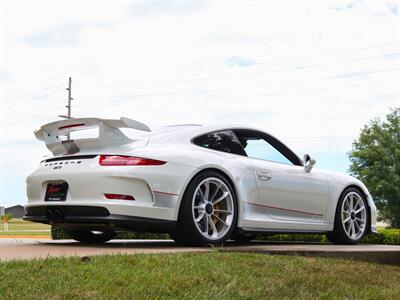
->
[177, 167, 239, 217]
[170, 168, 239, 246]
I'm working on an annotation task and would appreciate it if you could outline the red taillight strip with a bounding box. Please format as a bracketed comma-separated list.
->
[99, 155, 166, 166]
[104, 193, 135, 201]
[58, 123, 86, 130]
[243, 201, 323, 217]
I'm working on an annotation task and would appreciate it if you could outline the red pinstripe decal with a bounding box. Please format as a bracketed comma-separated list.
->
[243, 201, 323, 217]
[153, 190, 180, 196]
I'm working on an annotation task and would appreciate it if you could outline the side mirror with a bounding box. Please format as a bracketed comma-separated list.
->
[303, 154, 316, 173]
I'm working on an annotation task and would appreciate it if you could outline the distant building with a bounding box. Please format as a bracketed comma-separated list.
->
[0, 206, 4, 216]
[5, 205, 25, 218]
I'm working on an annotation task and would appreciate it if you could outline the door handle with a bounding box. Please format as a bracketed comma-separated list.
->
[257, 171, 272, 180]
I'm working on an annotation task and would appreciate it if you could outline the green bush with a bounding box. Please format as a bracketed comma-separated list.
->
[51, 225, 400, 245]
[374, 229, 400, 245]
[256, 233, 328, 243]
[256, 230, 400, 245]
[51, 225, 70, 239]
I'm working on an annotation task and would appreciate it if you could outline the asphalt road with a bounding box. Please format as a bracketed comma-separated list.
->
[1, 238, 399, 264]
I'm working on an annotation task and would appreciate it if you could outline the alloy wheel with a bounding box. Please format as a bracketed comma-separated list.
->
[192, 177, 234, 240]
[341, 191, 367, 240]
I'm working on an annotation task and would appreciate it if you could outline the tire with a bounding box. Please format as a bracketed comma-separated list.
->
[171, 170, 238, 246]
[231, 232, 257, 243]
[327, 187, 369, 245]
[67, 229, 116, 244]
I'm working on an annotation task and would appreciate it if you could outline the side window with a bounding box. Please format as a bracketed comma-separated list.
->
[234, 129, 302, 166]
[193, 130, 246, 156]
[243, 139, 293, 165]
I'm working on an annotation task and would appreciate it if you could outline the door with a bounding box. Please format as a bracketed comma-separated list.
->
[233, 129, 330, 224]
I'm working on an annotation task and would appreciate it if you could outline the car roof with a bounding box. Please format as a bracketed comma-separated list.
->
[146, 124, 262, 143]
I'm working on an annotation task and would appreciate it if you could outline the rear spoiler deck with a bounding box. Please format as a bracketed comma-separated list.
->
[35, 117, 150, 155]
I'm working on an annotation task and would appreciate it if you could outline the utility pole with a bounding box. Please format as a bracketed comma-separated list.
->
[58, 77, 73, 139]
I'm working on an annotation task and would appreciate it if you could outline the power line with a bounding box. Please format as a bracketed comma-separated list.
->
[76, 67, 400, 102]
[5, 82, 65, 103]
[74, 78, 398, 109]
[1, 78, 73, 126]
[2, 88, 65, 112]
[0, 105, 65, 127]
[75, 41, 399, 84]
[74, 52, 399, 89]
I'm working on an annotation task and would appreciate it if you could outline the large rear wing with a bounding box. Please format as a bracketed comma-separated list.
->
[34, 117, 151, 155]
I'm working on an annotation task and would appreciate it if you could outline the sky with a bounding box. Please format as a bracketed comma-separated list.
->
[0, 0, 399, 207]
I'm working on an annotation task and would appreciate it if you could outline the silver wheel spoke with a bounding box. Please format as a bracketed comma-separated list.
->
[208, 216, 218, 238]
[355, 198, 362, 210]
[213, 191, 229, 205]
[203, 215, 209, 234]
[355, 217, 365, 223]
[195, 211, 205, 222]
[343, 216, 351, 223]
[192, 177, 234, 241]
[349, 195, 354, 210]
[198, 189, 206, 203]
[354, 220, 361, 232]
[355, 207, 364, 214]
[214, 209, 232, 215]
[209, 183, 221, 203]
[351, 221, 356, 238]
[341, 192, 366, 240]
[345, 223, 351, 236]
[203, 181, 210, 201]
[212, 213, 227, 226]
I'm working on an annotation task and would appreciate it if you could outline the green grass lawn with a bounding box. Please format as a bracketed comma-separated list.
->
[0, 231, 50, 237]
[0, 219, 50, 237]
[1, 218, 50, 231]
[0, 252, 399, 299]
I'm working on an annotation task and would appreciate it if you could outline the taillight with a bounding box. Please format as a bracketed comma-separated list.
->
[99, 155, 166, 166]
[104, 193, 135, 201]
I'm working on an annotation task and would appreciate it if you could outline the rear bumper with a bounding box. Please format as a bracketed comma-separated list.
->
[26, 158, 198, 221]
[23, 205, 176, 233]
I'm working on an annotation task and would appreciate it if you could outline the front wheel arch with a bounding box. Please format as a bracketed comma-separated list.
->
[328, 186, 370, 244]
[337, 184, 371, 234]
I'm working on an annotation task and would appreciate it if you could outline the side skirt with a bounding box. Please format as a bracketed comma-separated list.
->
[237, 227, 330, 235]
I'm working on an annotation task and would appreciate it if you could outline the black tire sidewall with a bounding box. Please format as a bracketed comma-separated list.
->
[176, 170, 238, 245]
[331, 187, 369, 244]
[67, 229, 116, 243]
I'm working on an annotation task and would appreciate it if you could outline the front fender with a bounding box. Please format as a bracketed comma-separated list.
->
[324, 171, 377, 233]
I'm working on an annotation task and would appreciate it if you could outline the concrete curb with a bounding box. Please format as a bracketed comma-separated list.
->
[220, 243, 400, 265]
[1, 239, 399, 265]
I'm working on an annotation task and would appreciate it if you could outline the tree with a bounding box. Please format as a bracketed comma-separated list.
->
[1, 213, 13, 232]
[349, 107, 400, 228]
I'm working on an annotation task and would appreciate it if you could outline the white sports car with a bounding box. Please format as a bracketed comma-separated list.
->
[25, 117, 377, 245]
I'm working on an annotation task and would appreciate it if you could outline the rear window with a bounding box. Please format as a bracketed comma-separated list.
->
[192, 130, 246, 156]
